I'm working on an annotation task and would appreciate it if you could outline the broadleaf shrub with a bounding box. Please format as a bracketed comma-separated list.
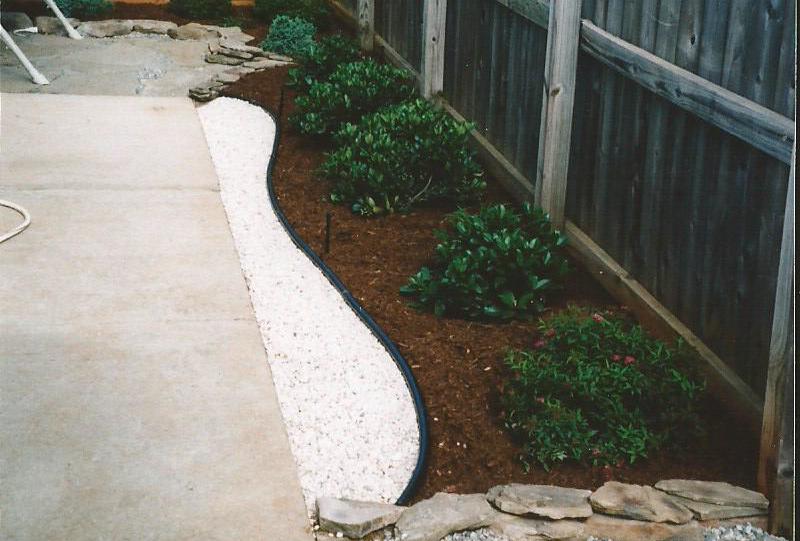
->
[253, 0, 330, 28]
[290, 59, 414, 136]
[168, 0, 231, 20]
[502, 307, 704, 469]
[400, 203, 568, 319]
[260, 15, 316, 58]
[287, 35, 361, 91]
[55, 0, 112, 17]
[319, 99, 485, 215]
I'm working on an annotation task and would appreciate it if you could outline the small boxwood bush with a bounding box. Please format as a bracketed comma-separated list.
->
[503, 307, 704, 470]
[319, 99, 485, 216]
[401, 203, 568, 318]
[55, 0, 112, 17]
[290, 59, 414, 136]
[168, 0, 231, 20]
[260, 15, 316, 58]
[253, 0, 330, 28]
[287, 35, 361, 91]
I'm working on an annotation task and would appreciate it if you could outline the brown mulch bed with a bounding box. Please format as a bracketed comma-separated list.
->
[221, 66, 759, 502]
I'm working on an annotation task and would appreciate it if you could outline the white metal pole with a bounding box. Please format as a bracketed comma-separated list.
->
[0, 26, 50, 84]
[42, 0, 83, 39]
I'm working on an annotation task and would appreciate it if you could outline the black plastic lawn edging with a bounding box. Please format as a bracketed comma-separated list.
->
[239, 97, 428, 506]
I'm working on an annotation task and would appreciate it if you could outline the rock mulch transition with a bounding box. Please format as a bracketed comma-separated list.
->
[29, 16, 291, 101]
[315, 480, 781, 541]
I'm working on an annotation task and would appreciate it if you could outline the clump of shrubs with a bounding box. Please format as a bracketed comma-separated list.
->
[55, 0, 112, 18]
[291, 59, 414, 136]
[168, 0, 231, 20]
[287, 35, 361, 91]
[502, 307, 704, 470]
[401, 203, 568, 318]
[260, 15, 316, 57]
[320, 99, 485, 215]
[253, 0, 329, 28]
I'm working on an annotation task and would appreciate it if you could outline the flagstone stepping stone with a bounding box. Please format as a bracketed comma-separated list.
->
[654, 480, 769, 510]
[243, 58, 291, 70]
[395, 493, 496, 541]
[487, 513, 584, 541]
[582, 514, 697, 541]
[205, 53, 243, 66]
[486, 484, 593, 519]
[131, 20, 177, 35]
[35, 16, 80, 35]
[78, 20, 133, 38]
[2, 12, 34, 31]
[218, 37, 265, 56]
[168, 22, 220, 41]
[590, 482, 694, 524]
[668, 495, 767, 521]
[317, 497, 404, 538]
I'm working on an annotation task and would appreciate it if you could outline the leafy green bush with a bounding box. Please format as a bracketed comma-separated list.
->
[290, 59, 414, 136]
[260, 15, 316, 57]
[287, 35, 361, 91]
[168, 0, 232, 20]
[55, 0, 112, 17]
[502, 307, 704, 470]
[253, 0, 330, 28]
[401, 203, 568, 318]
[319, 99, 485, 215]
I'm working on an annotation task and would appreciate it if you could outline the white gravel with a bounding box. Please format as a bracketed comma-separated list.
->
[197, 97, 420, 514]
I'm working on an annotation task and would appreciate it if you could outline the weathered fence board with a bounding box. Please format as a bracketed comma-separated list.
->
[375, 0, 423, 71]
[443, 0, 547, 183]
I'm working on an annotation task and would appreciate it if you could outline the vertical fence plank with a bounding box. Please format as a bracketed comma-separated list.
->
[421, 0, 447, 97]
[535, 0, 583, 226]
[758, 149, 795, 536]
[357, 0, 374, 51]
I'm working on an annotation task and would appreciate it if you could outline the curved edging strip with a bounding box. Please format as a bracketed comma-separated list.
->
[250, 100, 428, 505]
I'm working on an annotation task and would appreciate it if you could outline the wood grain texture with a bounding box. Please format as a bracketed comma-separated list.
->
[420, 0, 447, 97]
[535, 0, 583, 227]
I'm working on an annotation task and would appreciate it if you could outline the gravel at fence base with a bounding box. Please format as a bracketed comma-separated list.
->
[197, 97, 419, 514]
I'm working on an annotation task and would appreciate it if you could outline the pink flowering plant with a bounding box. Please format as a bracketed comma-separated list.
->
[502, 306, 704, 470]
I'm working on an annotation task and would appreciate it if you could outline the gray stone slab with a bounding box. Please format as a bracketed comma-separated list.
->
[0, 94, 311, 540]
[655, 480, 769, 510]
[486, 483, 593, 519]
[78, 19, 133, 38]
[317, 497, 404, 538]
[395, 493, 496, 541]
[668, 496, 767, 521]
[487, 513, 584, 541]
[35, 15, 80, 35]
[131, 19, 178, 34]
[590, 482, 694, 524]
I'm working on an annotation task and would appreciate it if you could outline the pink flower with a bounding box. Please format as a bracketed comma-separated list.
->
[535, 397, 545, 404]
[624, 356, 636, 366]
[533, 339, 547, 349]
[611, 354, 622, 362]
[544, 329, 556, 338]
[592, 313, 605, 323]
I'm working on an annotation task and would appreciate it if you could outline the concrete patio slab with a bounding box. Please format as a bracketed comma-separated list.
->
[0, 93, 311, 540]
[1, 33, 231, 96]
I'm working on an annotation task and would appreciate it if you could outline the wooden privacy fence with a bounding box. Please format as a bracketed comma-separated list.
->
[326, 0, 794, 533]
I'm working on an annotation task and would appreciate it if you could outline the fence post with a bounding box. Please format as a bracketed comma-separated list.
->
[534, 0, 582, 228]
[357, 0, 375, 52]
[421, 0, 447, 98]
[758, 148, 795, 537]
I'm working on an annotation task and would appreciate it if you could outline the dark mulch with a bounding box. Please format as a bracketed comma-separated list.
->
[222, 66, 758, 502]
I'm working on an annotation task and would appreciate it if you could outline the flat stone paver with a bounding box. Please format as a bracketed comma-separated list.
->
[0, 93, 311, 540]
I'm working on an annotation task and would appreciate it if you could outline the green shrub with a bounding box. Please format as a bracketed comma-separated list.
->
[253, 0, 330, 28]
[260, 15, 316, 57]
[287, 35, 361, 91]
[55, 0, 112, 17]
[319, 99, 485, 216]
[168, 0, 232, 20]
[502, 307, 704, 470]
[290, 59, 414, 136]
[401, 203, 568, 318]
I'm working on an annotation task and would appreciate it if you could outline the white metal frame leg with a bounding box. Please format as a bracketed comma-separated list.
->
[42, 0, 83, 39]
[0, 25, 50, 84]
